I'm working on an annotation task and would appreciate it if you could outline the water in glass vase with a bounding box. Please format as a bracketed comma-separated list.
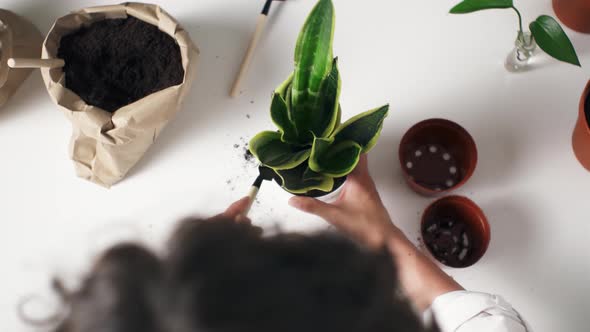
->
[505, 31, 537, 72]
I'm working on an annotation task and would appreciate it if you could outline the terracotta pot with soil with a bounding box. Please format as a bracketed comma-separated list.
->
[421, 196, 490, 268]
[0, 9, 43, 108]
[399, 119, 477, 196]
[572, 80, 590, 171]
[40, 3, 198, 187]
[553, 0, 590, 34]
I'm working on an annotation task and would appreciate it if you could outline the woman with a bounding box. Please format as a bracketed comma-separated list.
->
[41, 156, 530, 332]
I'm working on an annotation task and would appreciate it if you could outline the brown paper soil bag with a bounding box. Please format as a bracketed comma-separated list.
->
[0, 9, 43, 108]
[40, 3, 199, 187]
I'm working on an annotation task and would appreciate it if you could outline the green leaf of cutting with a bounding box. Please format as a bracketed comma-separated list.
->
[449, 0, 513, 13]
[275, 162, 334, 194]
[530, 15, 581, 67]
[333, 105, 389, 152]
[309, 137, 362, 177]
[249, 131, 310, 170]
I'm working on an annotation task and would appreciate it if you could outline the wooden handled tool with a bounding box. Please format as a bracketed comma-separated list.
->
[8, 58, 65, 69]
[240, 166, 276, 218]
[230, 0, 285, 97]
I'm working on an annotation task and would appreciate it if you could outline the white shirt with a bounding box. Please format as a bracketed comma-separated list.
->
[425, 291, 532, 332]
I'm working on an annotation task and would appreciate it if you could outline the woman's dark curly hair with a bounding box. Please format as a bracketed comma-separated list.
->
[49, 217, 437, 332]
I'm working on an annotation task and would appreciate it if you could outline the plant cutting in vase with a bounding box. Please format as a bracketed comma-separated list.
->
[450, 0, 581, 72]
[249, 0, 389, 196]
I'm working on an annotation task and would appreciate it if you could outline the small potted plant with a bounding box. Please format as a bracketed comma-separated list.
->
[249, 0, 389, 197]
[450, 0, 581, 72]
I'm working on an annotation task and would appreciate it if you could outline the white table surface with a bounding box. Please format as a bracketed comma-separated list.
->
[1, 0, 589, 330]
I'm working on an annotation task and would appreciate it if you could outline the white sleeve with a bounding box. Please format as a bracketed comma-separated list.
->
[424, 291, 532, 332]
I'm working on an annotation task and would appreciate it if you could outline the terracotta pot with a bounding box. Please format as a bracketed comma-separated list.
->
[572, 80, 590, 171]
[553, 0, 590, 34]
[421, 196, 490, 268]
[399, 119, 477, 196]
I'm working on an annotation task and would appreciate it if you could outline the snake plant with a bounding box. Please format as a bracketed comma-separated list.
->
[249, 0, 389, 195]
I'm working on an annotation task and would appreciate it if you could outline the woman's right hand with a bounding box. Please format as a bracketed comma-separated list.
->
[289, 154, 463, 310]
[289, 155, 402, 248]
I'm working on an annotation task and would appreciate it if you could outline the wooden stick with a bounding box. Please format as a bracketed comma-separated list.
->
[242, 185, 260, 217]
[230, 14, 268, 97]
[8, 58, 65, 69]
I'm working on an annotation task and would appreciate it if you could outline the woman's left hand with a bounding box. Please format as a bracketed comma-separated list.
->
[218, 197, 252, 223]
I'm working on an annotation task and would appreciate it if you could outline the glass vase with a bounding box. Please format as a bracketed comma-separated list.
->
[505, 31, 537, 72]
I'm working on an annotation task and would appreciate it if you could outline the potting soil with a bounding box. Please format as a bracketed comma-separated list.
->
[58, 16, 184, 113]
[422, 216, 473, 268]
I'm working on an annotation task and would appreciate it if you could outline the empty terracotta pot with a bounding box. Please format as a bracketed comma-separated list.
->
[553, 0, 590, 34]
[399, 119, 477, 196]
[572, 80, 590, 171]
[421, 196, 490, 268]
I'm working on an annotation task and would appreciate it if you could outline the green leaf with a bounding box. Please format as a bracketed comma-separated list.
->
[289, 58, 341, 142]
[277, 73, 294, 112]
[289, 0, 336, 143]
[333, 105, 389, 152]
[318, 58, 342, 137]
[285, 84, 293, 115]
[270, 93, 299, 144]
[275, 162, 334, 194]
[276, 72, 294, 99]
[450, 0, 512, 14]
[292, 0, 335, 107]
[249, 131, 310, 170]
[334, 105, 342, 128]
[530, 15, 581, 67]
[303, 166, 324, 181]
[309, 137, 362, 177]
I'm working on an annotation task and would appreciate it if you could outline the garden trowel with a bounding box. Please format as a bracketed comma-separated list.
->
[241, 166, 276, 217]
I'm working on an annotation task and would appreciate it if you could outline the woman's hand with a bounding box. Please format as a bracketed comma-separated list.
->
[289, 155, 401, 248]
[218, 197, 252, 223]
[226, 160, 463, 311]
[289, 154, 463, 310]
